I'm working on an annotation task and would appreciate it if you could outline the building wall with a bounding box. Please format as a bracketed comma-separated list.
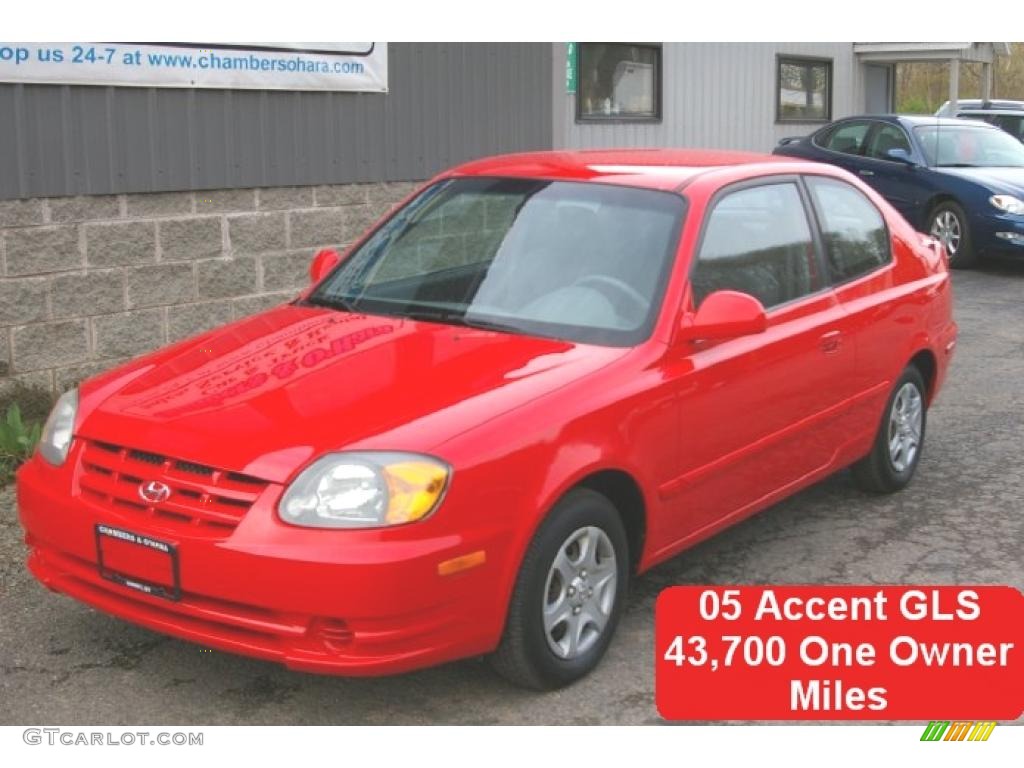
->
[0, 42, 554, 201]
[553, 42, 867, 153]
[0, 181, 417, 399]
[0, 41, 555, 399]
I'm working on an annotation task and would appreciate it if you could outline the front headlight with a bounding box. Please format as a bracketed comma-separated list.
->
[990, 194, 1024, 215]
[278, 452, 449, 529]
[38, 388, 78, 466]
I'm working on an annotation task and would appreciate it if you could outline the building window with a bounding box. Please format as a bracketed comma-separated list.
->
[776, 56, 832, 123]
[577, 43, 661, 122]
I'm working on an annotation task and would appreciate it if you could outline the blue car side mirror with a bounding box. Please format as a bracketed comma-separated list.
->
[886, 148, 917, 167]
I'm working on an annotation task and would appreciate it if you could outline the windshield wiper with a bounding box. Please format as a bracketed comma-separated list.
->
[401, 307, 525, 335]
[304, 294, 360, 313]
[936, 163, 980, 168]
[459, 316, 527, 334]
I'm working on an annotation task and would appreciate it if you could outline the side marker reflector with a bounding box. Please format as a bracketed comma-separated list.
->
[437, 550, 486, 576]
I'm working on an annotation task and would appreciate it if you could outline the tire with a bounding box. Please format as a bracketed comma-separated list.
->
[928, 200, 977, 269]
[853, 366, 928, 494]
[489, 488, 629, 690]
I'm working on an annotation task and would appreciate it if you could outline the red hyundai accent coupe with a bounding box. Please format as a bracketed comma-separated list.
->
[18, 150, 956, 689]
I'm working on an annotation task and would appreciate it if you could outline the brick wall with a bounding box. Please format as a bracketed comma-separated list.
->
[0, 181, 419, 398]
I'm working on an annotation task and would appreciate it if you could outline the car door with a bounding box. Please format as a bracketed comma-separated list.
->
[859, 121, 923, 221]
[655, 178, 858, 550]
[803, 174, 904, 448]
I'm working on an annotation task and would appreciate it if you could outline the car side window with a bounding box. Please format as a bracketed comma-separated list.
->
[805, 176, 890, 282]
[817, 121, 871, 156]
[957, 112, 1024, 141]
[692, 183, 822, 310]
[866, 124, 912, 160]
[994, 115, 1024, 141]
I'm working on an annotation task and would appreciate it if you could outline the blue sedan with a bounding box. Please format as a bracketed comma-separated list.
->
[774, 115, 1024, 268]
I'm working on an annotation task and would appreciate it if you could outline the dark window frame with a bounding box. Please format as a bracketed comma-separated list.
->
[775, 55, 833, 125]
[575, 42, 663, 124]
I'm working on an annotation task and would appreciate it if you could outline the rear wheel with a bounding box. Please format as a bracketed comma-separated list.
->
[489, 488, 628, 690]
[929, 200, 976, 269]
[853, 366, 927, 494]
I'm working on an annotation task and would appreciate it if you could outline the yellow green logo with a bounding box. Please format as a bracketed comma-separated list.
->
[920, 721, 997, 741]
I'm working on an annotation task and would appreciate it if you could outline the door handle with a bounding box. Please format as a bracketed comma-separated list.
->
[820, 330, 843, 354]
[858, 169, 875, 177]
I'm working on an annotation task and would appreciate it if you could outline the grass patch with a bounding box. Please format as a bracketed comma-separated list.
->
[0, 384, 53, 486]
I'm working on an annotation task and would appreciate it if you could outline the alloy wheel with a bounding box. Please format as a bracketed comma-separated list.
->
[888, 382, 923, 473]
[542, 526, 618, 660]
[930, 210, 962, 257]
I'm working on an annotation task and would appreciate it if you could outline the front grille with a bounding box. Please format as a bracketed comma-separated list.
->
[79, 440, 268, 534]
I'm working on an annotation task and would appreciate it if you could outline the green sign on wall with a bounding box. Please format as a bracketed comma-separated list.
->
[566, 42, 577, 94]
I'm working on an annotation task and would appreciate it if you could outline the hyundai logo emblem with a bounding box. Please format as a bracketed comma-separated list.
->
[139, 480, 171, 504]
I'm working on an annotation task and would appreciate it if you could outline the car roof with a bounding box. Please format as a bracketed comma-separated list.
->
[831, 115, 1003, 130]
[896, 114, 1002, 128]
[939, 98, 1024, 112]
[959, 108, 1024, 115]
[446, 149, 797, 191]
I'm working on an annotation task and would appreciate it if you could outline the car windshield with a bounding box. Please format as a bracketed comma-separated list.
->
[308, 177, 686, 346]
[914, 124, 1024, 168]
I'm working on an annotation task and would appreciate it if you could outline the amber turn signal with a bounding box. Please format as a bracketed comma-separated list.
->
[384, 461, 449, 524]
[437, 550, 487, 576]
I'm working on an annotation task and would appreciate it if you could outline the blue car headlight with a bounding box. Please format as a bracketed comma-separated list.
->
[989, 195, 1024, 215]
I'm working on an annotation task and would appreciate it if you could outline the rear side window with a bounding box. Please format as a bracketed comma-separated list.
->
[816, 121, 870, 155]
[957, 112, 1024, 141]
[806, 176, 890, 282]
[692, 183, 822, 310]
[993, 115, 1024, 141]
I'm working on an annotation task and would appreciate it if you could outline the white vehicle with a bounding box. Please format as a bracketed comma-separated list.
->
[935, 99, 1024, 143]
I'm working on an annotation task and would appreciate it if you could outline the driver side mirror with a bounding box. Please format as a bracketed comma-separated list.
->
[309, 248, 340, 283]
[678, 290, 767, 342]
[885, 148, 917, 167]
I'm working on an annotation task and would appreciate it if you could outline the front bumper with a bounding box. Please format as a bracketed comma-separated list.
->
[974, 211, 1024, 257]
[17, 450, 507, 676]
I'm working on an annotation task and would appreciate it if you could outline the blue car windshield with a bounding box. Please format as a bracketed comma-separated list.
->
[914, 124, 1024, 168]
[308, 177, 686, 347]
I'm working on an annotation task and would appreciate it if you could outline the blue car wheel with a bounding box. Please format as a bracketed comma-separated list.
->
[929, 200, 977, 269]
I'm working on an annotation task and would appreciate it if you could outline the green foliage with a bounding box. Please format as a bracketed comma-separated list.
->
[0, 402, 43, 485]
[896, 96, 935, 115]
[896, 46, 1024, 114]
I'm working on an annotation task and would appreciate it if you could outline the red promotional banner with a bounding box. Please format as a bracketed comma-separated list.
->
[655, 586, 1024, 720]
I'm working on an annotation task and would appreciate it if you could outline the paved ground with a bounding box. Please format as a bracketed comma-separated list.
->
[1, 265, 1022, 725]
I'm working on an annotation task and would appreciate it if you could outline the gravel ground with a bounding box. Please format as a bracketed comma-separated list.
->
[1, 265, 1021, 725]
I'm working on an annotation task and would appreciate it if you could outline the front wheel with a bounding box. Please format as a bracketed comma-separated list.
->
[489, 488, 629, 690]
[852, 366, 927, 494]
[929, 201, 976, 269]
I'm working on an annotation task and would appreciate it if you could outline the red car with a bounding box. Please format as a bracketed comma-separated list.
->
[18, 150, 956, 689]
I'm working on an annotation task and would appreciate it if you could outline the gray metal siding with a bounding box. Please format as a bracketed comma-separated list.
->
[0, 43, 554, 200]
[554, 43, 866, 153]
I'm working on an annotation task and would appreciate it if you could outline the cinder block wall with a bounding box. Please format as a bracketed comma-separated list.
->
[0, 182, 419, 398]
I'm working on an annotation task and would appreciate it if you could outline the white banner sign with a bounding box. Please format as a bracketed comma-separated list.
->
[0, 42, 387, 91]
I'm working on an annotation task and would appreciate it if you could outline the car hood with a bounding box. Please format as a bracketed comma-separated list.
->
[77, 304, 626, 482]
[934, 166, 1024, 196]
